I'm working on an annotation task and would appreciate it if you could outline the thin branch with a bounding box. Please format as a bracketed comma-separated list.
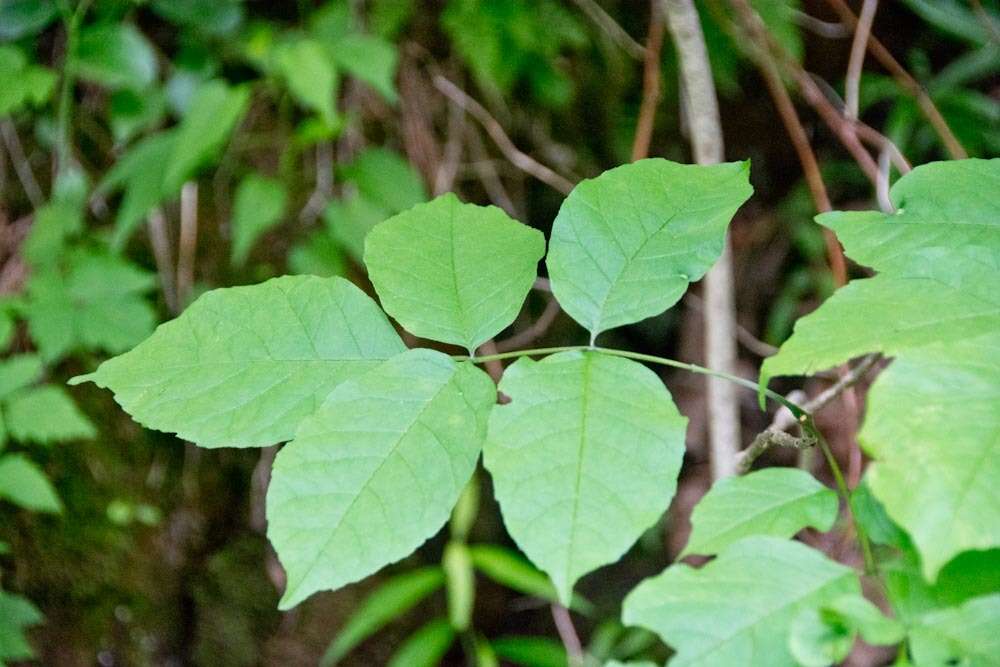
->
[434, 95, 466, 196]
[147, 208, 178, 313]
[735, 427, 816, 474]
[822, 0, 968, 159]
[720, 5, 848, 285]
[773, 355, 880, 434]
[844, 0, 878, 119]
[793, 10, 850, 38]
[571, 0, 647, 60]
[465, 124, 520, 218]
[632, 0, 665, 161]
[0, 120, 44, 208]
[683, 293, 777, 357]
[663, 0, 740, 480]
[432, 75, 575, 195]
[496, 296, 562, 352]
[876, 146, 894, 214]
[299, 141, 334, 222]
[176, 181, 198, 309]
[550, 604, 585, 667]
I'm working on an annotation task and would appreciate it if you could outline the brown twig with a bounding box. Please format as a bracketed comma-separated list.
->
[432, 75, 575, 195]
[496, 296, 562, 352]
[743, 355, 880, 473]
[632, 0, 665, 161]
[176, 181, 198, 309]
[465, 125, 520, 218]
[770, 355, 880, 433]
[735, 427, 817, 474]
[147, 207, 178, 313]
[683, 293, 777, 357]
[844, 0, 878, 119]
[434, 93, 466, 196]
[822, 0, 968, 159]
[722, 4, 848, 285]
[550, 604, 585, 667]
[571, 0, 647, 60]
[663, 0, 741, 480]
[0, 120, 44, 208]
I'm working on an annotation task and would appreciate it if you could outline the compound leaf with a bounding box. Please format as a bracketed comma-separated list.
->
[364, 193, 545, 352]
[546, 159, 752, 340]
[682, 467, 838, 557]
[762, 158, 1000, 580]
[267, 349, 495, 608]
[71, 275, 405, 448]
[623, 537, 861, 667]
[484, 350, 687, 604]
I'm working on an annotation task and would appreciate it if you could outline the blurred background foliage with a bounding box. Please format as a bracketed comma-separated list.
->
[0, 0, 996, 664]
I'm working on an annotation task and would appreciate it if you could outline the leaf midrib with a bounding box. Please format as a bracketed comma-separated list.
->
[286, 366, 458, 601]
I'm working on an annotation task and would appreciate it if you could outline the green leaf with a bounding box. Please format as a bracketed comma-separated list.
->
[73, 23, 157, 90]
[908, 594, 1000, 666]
[788, 605, 854, 667]
[320, 566, 444, 667]
[865, 335, 1000, 580]
[22, 197, 84, 268]
[492, 636, 568, 667]
[825, 594, 904, 646]
[0, 589, 43, 662]
[443, 541, 475, 631]
[109, 88, 166, 145]
[23, 250, 156, 362]
[274, 37, 339, 128]
[164, 80, 250, 193]
[0, 0, 57, 41]
[0, 355, 42, 400]
[762, 158, 1000, 580]
[789, 592, 904, 667]
[884, 547, 1000, 626]
[485, 350, 687, 604]
[0, 453, 61, 513]
[340, 148, 427, 214]
[468, 543, 585, 610]
[71, 275, 404, 448]
[5, 386, 95, 445]
[546, 159, 752, 340]
[99, 131, 178, 248]
[150, 0, 244, 35]
[230, 173, 288, 266]
[324, 194, 389, 262]
[266, 349, 495, 608]
[329, 33, 398, 103]
[682, 468, 838, 557]
[623, 537, 861, 666]
[364, 193, 545, 352]
[387, 618, 455, 667]
[0, 46, 56, 116]
[289, 231, 346, 277]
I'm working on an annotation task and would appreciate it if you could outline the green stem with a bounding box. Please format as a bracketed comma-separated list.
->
[459, 345, 805, 416]
[55, 0, 91, 177]
[802, 416, 877, 576]
[462, 344, 880, 578]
